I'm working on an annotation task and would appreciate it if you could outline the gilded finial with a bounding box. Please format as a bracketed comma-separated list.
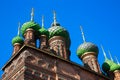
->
[115, 56, 120, 65]
[42, 15, 44, 28]
[53, 10, 57, 25]
[18, 22, 21, 36]
[80, 26, 86, 43]
[31, 8, 34, 21]
[108, 50, 113, 61]
[101, 45, 107, 60]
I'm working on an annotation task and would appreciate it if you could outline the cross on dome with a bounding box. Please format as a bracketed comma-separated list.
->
[31, 8, 34, 21]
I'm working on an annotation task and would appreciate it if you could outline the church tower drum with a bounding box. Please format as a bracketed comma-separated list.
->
[12, 23, 24, 55]
[21, 8, 40, 46]
[48, 11, 71, 60]
[77, 26, 101, 73]
[38, 16, 49, 49]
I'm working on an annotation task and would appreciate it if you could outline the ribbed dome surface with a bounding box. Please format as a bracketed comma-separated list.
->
[38, 27, 49, 37]
[21, 21, 40, 36]
[77, 42, 99, 58]
[110, 63, 120, 72]
[48, 25, 70, 48]
[102, 59, 113, 72]
[102, 59, 120, 72]
[12, 36, 24, 45]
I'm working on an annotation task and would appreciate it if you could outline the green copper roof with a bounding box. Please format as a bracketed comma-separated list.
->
[110, 63, 120, 72]
[48, 24, 70, 48]
[12, 36, 24, 45]
[102, 59, 113, 72]
[38, 27, 49, 37]
[102, 59, 120, 72]
[21, 21, 40, 36]
[77, 42, 99, 58]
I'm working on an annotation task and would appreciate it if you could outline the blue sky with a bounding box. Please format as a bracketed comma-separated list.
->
[0, 0, 120, 78]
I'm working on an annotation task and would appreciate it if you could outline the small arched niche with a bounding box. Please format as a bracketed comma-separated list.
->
[25, 56, 36, 64]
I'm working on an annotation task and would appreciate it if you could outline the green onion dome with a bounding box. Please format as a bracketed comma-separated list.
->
[110, 63, 120, 72]
[48, 23, 71, 48]
[38, 27, 49, 37]
[102, 59, 114, 72]
[21, 21, 40, 36]
[12, 36, 24, 46]
[77, 42, 99, 58]
[102, 59, 120, 72]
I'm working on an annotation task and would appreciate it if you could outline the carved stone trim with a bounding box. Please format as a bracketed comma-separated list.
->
[13, 43, 21, 46]
[81, 52, 96, 59]
[114, 70, 120, 73]
[48, 36, 66, 44]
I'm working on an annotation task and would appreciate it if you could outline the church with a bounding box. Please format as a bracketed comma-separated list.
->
[1, 8, 120, 80]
